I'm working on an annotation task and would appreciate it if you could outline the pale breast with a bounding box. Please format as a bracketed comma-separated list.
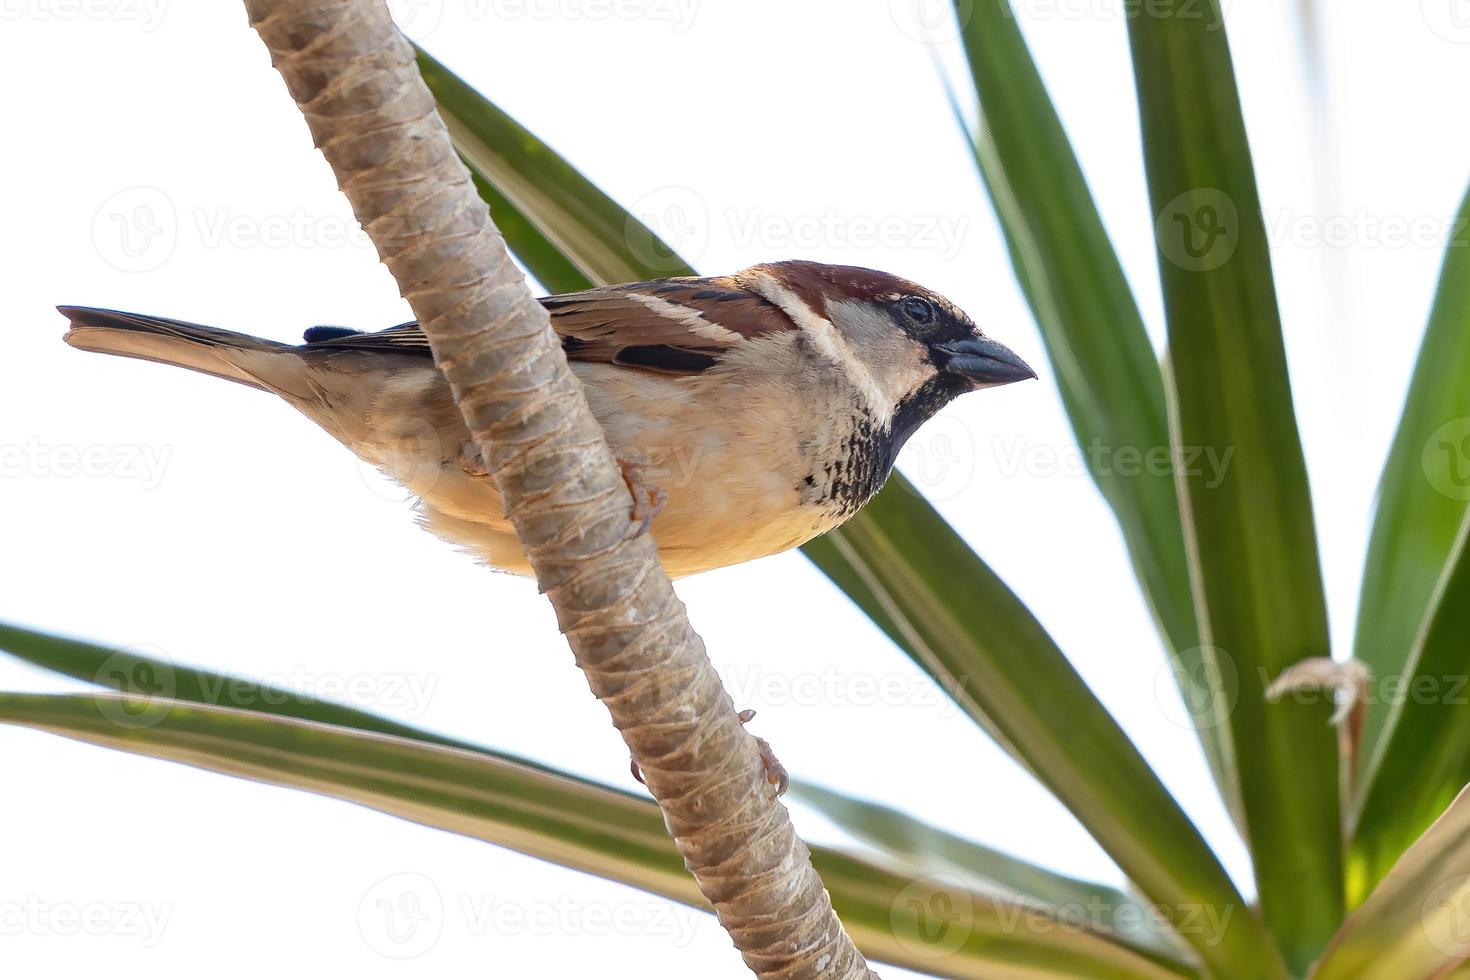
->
[331, 343, 872, 577]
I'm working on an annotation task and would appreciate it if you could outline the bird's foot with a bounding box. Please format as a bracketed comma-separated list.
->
[615, 451, 667, 537]
[628, 709, 789, 797]
[739, 709, 790, 797]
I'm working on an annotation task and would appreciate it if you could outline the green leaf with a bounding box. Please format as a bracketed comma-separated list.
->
[416, 46, 695, 285]
[0, 620, 492, 756]
[819, 479, 1285, 978]
[1353, 185, 1470, 784]
[1126, 3, 1343, 967]
[792, 781, 1194, 962]
[952, 2, 1233, 820]
[0, 693, 1197, 979]
[1316, 784, 1470, 979]
[1353, 509, 1470, 902]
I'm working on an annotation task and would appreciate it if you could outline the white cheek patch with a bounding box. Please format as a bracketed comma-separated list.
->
[748, 272, 894, 427]
[626, 292, 744, 344]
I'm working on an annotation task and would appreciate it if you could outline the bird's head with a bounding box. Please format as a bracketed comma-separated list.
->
[740, 260, 1036, 447]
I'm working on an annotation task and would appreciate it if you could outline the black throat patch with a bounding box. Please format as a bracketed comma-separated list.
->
[800, 373, 968, 518]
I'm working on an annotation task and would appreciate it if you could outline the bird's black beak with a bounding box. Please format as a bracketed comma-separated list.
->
[936, 336, 1037, 388]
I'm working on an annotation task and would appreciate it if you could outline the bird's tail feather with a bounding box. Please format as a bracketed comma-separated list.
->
[58, 306, 298, 393]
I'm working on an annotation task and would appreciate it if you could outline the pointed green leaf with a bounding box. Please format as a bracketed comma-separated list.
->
[821, 479, 1285, 978]
[1127, 3, 1342, 966]
[952, 3, 1234, 820]
[792, 781, 1194, 962]
[1353, 508, 1470, 902]
[1316, 784, 1470, 979]
[1353, 185, 1470, 782]
[0, 693, 1196, 979]
[416, 46, 695, 285]
[0, 620, 492, 756]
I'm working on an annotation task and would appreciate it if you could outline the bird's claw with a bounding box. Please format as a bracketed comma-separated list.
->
[616, 452, 667, 537]
[739, 709, 790, 796]
[628, 709, 789, 797]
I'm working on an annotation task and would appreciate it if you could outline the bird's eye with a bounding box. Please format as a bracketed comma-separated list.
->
[901, 296, 935, 325]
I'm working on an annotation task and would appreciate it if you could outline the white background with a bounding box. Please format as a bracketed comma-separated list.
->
[1, 1, 1467, 976]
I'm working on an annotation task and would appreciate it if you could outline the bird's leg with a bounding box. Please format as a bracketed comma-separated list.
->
[738, 709, 790, 796]
[615, 450, 667, 537]
[629, 708, 788, 797]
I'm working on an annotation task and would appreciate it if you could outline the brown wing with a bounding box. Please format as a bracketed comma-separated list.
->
[300, 275, 796, 375]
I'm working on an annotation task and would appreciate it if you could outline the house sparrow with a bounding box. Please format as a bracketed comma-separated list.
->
[60, 260, 1035, 578]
